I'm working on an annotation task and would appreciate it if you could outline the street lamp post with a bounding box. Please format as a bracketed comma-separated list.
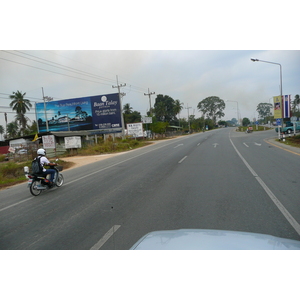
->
[250, 58, 283, 137]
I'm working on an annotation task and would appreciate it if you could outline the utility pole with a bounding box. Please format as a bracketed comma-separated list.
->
[144, 88, 155, 115]
[112, 75, 126, 138]
[41, 87, 53, 132]
[185, 104, 191, 133]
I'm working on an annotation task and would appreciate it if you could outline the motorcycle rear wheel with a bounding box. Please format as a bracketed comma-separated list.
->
[56, 174, 64, 187]
[30, 180, 42, 196]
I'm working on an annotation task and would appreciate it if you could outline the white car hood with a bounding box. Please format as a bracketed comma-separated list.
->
[130, 229, 300, 250]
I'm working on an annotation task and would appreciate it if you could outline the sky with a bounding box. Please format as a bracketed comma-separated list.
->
[1, 1, 299, 135]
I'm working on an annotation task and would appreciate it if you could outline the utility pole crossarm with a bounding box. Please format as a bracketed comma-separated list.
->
[112, 75, 126, 138]
[144, 88, 155, 114]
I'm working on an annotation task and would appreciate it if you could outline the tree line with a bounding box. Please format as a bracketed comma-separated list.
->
[2, 90, 300, 140]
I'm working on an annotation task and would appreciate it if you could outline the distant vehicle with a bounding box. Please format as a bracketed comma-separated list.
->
[130, 229, 300, 250]
[275, 121, 300, 134]
[17, 149, 27, 154]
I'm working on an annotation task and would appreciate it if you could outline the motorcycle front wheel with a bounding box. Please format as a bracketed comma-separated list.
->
[30, 180, 42, 196]
[56, 174, 64, 187]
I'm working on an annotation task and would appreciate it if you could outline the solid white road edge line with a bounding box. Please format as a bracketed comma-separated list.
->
[0, 198, 32, 212]
[90, 225, 121, 250]
[230, 138, 300, 236]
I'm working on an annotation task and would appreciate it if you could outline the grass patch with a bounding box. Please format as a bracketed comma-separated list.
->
[0, 159, 74, 190]
[71, 138, 151, 156]
[278, 134, 300, 148]
[0, 138, 150, 189]
[237, 126, 272, 132]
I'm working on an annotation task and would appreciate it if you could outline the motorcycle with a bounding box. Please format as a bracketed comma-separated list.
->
[24, 160, 64, 196]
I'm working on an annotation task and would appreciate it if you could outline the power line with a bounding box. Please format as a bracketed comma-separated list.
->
[46, 50, 150, 93]
[12, 50, 118, 84]
[144, 88, 155, 112]
[0, 56, 114, 87]
[0, 50, 151, 95]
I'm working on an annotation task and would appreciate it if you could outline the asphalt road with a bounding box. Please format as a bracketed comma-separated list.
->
[1, 127, 300, 250]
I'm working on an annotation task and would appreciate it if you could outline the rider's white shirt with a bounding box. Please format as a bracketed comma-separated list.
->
[39, 156, 50, 172]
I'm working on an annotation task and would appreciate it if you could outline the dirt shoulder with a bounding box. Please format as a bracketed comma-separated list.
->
[61, 138, 175, 169]
[62, 152, 126, 170]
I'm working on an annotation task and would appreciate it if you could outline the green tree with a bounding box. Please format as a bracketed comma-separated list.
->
[190, 116, 205, 131]
[0, 125, 4, 140]
[123, 104, 141, 124]
[151, 121, 168, 134]
[204, 118, 215, 130]
[197, 96, 225, 124]
[231, 118, 238, 125]
[123, 103, 133, 115]
[218, 120, 227, 127]
[242, 117, 251, 126]
[9, 90, 32, 135]
[154, 94, 177, 123]
[292, 94, 300, 113]
[6, 121, 19, 138]
[124, 111, 141, 124]
[174, 99, 184, 127]
[27, 120, 38, 135]
[256, 103, 273, 122]
[174, 99, 184, 117]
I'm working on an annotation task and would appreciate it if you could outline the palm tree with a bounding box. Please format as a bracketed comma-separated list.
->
[9, 90, 32, 135]
[6, 121, 18, 138]
[174, 99, 184, 126]
[174, 99, 184, 116]
[123, 103, 133, 114]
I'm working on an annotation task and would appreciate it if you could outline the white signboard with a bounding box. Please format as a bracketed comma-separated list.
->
[8, 146, 15, 153]
[64, 136, 82, 149]
[42, 135, 56, 149]
[141, 116, 153, 124]
[127, 123, 144, 137]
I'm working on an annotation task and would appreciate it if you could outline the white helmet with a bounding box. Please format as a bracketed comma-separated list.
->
[37, 148, 46, 156]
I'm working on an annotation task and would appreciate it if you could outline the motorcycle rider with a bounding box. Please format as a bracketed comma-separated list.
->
[36, 148, 57, 187]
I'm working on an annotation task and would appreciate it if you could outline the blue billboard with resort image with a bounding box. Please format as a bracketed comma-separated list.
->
[36, 93, 121, 132]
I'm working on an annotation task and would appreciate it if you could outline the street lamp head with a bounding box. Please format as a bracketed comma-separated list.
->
[251, 58, 259, 62]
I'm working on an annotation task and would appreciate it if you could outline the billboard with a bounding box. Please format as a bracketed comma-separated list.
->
[273, 96, 282, 119]
[36, 93, 121, 133]
[273, 95, 291, 119]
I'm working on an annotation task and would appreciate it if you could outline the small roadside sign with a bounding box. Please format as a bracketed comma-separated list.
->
[42, 135, 56, 149]
[141, 116, 153, 124]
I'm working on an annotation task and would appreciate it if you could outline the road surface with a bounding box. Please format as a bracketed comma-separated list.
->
[1, 127, 300, 249]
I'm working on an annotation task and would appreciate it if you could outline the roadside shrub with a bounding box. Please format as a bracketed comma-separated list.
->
[1, 162, 26, 178]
